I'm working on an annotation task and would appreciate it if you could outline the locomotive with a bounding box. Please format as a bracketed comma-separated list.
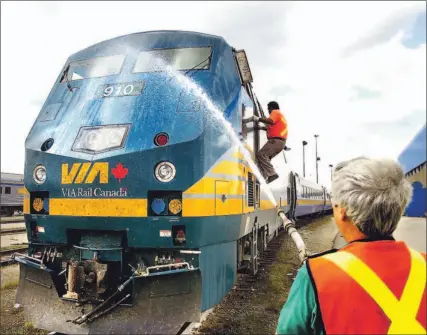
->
[15, 30, 331, 334]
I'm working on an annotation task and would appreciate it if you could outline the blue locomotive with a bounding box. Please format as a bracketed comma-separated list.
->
[15, 30, 331, 334]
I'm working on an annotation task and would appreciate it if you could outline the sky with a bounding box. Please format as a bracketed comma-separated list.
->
[1, 1, 426, 188]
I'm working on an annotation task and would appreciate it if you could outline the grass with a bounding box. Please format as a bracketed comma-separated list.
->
[15, 321, 47, 335]
[0, 280, 48, 335]
[266, 261, 296, 312]
[197, 239, 302, 335]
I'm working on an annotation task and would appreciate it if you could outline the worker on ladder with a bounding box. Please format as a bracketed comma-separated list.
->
[276, 157, 426, 334]
[243, 101, 288, 184]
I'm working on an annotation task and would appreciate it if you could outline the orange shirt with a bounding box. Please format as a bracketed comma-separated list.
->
[267, 109, 288, 139]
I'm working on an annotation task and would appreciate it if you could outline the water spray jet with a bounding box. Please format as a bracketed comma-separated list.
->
[159, 59, 311, 261]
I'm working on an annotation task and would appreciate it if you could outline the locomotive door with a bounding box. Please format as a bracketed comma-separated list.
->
[241, 103, 256, 159]
[241, 103, 261, 209]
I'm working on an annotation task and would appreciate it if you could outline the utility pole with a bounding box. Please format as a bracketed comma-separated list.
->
[329, 164, 333, 182]
[314, 134, 319, 183]
[302, 141, 307, 177]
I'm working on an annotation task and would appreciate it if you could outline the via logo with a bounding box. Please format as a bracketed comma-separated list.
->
[61, 162, 128, 184]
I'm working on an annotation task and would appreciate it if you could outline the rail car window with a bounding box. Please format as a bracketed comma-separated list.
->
[61, 55, 125, 82]
[0, 187, 2, 194]
[133, 47, 212, 73]
[5, 187, 11, 194]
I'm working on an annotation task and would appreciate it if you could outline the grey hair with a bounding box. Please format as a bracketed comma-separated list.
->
[331, 156, 413, 238]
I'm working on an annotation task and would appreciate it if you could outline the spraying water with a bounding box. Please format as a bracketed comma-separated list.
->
[160, 60, 309, 262]
[161, 64, 278, 206]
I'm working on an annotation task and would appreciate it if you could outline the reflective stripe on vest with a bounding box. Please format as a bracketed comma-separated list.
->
[322, 248, 426, 334]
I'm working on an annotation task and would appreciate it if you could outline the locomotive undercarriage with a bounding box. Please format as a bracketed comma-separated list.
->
[15, 214, 284, 334]
[14, 232, 202, 334]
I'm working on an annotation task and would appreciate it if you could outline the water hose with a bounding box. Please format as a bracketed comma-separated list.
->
[71, 273, 135, 325]
[277, 210, 309, 263]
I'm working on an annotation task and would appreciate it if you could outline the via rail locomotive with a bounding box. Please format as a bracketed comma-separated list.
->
[16, 30, 331, 334]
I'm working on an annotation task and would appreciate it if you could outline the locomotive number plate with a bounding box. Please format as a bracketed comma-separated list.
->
[97, 81, 145, 98]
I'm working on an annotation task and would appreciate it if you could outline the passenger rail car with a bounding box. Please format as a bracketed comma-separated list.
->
[324, 188, 333, 212]
[1, 172, 24, 216]
[16, 30, 330, 334]
[293, 174, 331, 217]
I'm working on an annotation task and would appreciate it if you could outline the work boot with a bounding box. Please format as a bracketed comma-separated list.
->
[267, 174, 279, 184]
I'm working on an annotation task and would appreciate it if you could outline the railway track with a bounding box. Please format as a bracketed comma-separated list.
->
[0, 246, 28, 266]
[1, 228, 26, 236]
[195, 230, 288, 334]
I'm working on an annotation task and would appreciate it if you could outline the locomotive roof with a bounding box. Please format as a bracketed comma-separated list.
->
[1, 172, 24, 183]
[295, 173, 324, 190]
[69, 30, 230, 62]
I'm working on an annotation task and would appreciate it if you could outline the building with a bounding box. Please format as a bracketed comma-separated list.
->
[398, 124, 426, 217]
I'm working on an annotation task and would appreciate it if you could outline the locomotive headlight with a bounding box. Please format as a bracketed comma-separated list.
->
[33, 165, 47, 184]
[155, 162, 176, 183]
[72, 125, 129, 154]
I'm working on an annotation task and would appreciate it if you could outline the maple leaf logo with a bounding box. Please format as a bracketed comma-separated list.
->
[111, 163, 128, 183]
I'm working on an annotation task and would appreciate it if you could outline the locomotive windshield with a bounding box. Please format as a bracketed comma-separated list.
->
[133, 46, 212, 73]
[61, 54, 125, 82]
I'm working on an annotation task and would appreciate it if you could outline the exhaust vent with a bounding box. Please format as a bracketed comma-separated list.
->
[247, 172, 254, 207]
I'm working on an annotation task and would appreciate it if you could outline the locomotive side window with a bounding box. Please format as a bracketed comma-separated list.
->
[133, 47, 212, 73]
[0, 187, 2, 194]
[5, 187, 11, 194]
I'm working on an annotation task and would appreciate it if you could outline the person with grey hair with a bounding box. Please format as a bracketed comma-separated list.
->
[276, 156, 426, 335]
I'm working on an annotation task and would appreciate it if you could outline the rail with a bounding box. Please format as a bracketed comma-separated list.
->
[1, 228, 26, 236]
[0, 247, 28, 266]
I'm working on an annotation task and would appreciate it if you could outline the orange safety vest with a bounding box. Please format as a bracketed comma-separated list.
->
[267, 109, 288, 139]
[307, 240, 426, 334]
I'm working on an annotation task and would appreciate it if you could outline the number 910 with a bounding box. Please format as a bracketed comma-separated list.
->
[103, 84, 135, 97]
